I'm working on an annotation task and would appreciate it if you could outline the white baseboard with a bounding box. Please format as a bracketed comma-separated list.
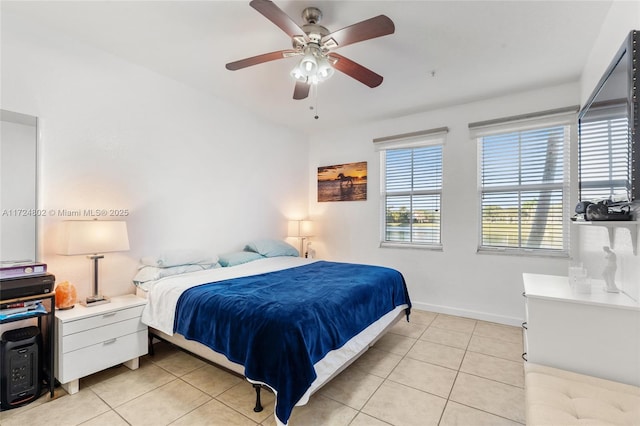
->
[411, 301, 524, 327]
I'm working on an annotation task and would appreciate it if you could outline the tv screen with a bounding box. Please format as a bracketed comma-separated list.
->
[578, 30, 638, 206]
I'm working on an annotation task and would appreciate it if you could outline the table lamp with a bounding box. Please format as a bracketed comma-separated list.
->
[287, 220, 313, 257]
[58, 219, 129, 306]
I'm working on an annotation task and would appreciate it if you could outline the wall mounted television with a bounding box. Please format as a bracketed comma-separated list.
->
[578, 30, 638, 207]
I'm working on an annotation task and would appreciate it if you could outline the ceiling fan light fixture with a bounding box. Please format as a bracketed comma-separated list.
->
[299, 48, 318, 76]
[291, 44, 333, 85]
[290, 65, 308, 82]
[316, 56, 334, 81]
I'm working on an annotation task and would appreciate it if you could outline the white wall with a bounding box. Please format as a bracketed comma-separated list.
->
[308, 83, 580, 326]
[577, 3, 640, 300]
[580, 1, 640, 106]
[1, 12, 308, 300]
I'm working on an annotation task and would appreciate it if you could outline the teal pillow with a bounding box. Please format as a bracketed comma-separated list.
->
[218, 251, 264, 267]
[245, 239, 299, 257]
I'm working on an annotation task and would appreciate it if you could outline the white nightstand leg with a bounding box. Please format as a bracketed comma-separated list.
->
[62, 379, 79, 395]
[122, 357, 139, 370]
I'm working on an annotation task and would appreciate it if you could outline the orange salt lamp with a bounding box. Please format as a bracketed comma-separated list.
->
[55, 281, 77, 310]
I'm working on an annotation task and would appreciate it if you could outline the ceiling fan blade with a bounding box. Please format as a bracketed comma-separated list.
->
[322, 15, 394, 49]
[293, 81, 310, 100]
[226, 50, 298, 71]
[250, 0, 308, 41]
[329, 53, 383, 88]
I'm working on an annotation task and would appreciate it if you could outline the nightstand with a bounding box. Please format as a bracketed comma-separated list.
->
[54, 294, 147, 394]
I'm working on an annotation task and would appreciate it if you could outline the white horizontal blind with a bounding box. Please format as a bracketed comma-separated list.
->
[376, 128, 446, 247]
[477, 121, 571, 253]
[579, 105, 630, 201]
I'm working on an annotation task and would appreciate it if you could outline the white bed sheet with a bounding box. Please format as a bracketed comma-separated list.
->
[141, 256, 317, 335]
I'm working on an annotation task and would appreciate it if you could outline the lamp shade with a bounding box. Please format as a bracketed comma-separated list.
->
[288, 220, 313, 238]
[299, 50, 318, 76]
[290, 65, 307, 82]
[58, 220, 130, 255]
[316, 56, 334, 81]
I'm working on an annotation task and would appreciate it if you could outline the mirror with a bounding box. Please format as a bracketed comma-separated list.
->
[1, 109, 38, 263]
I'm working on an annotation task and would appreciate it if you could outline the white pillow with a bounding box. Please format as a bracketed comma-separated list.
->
[132, 263, 218, 291]
[141, 249, 217, 268]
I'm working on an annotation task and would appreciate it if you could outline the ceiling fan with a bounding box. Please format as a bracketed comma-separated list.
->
[225, 0, 395, 100]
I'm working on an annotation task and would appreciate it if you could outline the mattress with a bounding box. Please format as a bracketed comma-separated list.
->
[138, 256, 409, 425]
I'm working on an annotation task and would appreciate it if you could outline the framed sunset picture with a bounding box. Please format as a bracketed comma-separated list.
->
[317, 161, 367, 202]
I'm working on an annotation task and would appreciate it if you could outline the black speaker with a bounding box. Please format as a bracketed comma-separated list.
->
[1, 326, 42, 410]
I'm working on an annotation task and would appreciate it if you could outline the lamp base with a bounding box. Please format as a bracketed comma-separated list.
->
[81, 295, 110, 307]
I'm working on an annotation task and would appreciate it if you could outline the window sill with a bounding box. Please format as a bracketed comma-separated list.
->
[477, 247, 569, 258]
[380, 242, 443, 251]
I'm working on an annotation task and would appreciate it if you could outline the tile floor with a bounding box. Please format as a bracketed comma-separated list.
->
[0, 310, 525, 426]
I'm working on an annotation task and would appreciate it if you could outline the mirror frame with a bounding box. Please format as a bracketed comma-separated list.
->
[1, 109, 39, 262]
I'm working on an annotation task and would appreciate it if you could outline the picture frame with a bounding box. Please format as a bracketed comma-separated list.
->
[317, 161, 367, 202]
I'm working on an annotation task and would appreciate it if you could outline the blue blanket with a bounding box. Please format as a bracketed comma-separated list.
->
[174, 261, 411, 424]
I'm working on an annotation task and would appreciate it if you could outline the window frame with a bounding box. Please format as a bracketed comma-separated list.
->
[470, 108, 577, 257]
[375, 128, 447, 250]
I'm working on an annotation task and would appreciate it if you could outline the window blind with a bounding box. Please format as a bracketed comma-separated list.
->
[473, 112, 574, 254]
[376, 128, 447, 247]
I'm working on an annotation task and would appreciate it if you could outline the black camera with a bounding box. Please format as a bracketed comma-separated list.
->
[575, 201, 592, 214]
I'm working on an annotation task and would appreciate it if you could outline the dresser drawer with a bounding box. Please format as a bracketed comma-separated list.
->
[61, 317, 146, 353]
[61, 305, 145, 336]
[57, 329, 147, 384]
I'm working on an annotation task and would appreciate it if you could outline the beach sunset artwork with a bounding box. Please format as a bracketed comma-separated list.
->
[317, 161, 367, 202]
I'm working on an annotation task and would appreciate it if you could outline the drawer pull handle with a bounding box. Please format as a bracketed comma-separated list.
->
[522, 352, 528, 362]
[522, 321, 528, 330]
[103, 338, 117, 345]
[103, 313, 117, 318]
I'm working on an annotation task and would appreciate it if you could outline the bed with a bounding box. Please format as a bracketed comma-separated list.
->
[138, 255, 411, 425]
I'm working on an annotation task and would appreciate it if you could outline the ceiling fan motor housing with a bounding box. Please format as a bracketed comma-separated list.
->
[302, 7, 322, 24]
[290, 7, 329, 49]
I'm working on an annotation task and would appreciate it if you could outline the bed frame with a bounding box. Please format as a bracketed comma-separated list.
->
[147, 328, 268, 412]
[146, 305, 407, 414]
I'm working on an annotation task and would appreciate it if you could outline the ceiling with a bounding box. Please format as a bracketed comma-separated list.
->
[2, 1, 614, 135]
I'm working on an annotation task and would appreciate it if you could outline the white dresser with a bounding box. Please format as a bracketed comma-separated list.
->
[523, 273, 640, 386]
[55, 294, 148, 394]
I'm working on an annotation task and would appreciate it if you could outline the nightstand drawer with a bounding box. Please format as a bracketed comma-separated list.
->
[57, 330, 147, 383]
[62, 317, 146, 353]
[61, 305, 145, 335]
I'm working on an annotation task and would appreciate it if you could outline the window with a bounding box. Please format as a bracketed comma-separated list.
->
[579, 103, 630, 201]
[470, 108, 576, 254]
[374, 128, 447, 247]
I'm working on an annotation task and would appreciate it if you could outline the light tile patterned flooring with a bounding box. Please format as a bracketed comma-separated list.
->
[0, 310, 525, 426]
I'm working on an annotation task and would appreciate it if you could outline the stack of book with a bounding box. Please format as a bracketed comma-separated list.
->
[0, 299, 46, 320]
[0, 261, 48, 280]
